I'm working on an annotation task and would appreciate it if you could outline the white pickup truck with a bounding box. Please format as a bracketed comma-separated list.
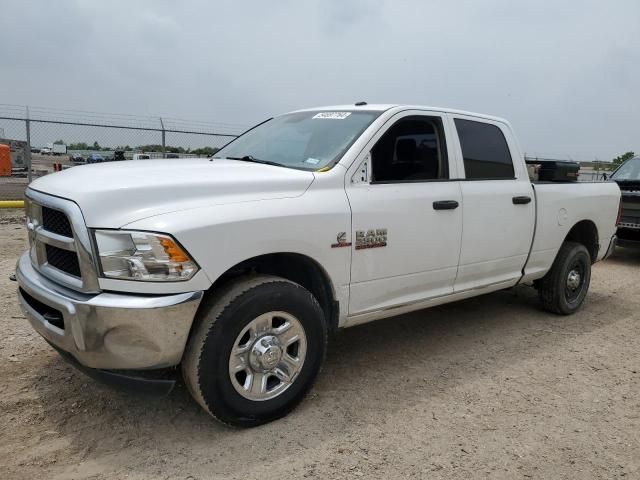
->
[16, 104, 620, 426]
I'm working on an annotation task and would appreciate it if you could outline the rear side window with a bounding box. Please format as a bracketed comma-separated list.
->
[455, 119, 514, 180]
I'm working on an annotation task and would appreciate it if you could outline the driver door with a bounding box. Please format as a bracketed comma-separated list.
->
[346, 111, 463, 315]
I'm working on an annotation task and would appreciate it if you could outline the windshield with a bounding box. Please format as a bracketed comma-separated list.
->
[611, 157, 640, 181]
[214, 110, 381, 171]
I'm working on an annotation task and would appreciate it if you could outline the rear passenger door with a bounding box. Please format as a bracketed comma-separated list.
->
[450, 116, 535, 292]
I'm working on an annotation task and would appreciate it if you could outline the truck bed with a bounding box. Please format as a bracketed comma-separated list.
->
[522, 181, 620, 282]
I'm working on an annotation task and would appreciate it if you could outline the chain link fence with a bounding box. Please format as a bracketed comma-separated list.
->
[2, 105, 613, 200]
[0, 104, 246, 195]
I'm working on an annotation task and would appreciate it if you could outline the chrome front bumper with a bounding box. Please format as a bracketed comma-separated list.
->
[16, 252, 203, 370]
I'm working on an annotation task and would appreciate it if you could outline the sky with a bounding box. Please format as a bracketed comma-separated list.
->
[1, 0, 638, 161]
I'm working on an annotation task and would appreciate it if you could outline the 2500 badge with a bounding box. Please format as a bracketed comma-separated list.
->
[355, 228, 387, 250]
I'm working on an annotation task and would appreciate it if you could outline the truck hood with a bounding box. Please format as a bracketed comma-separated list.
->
[29, 158, 315, 227]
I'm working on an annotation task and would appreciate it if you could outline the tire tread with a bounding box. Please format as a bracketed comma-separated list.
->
[537, 241, 590, 315]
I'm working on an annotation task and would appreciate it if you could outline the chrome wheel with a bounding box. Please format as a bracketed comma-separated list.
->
[228, 311, 307, 401]
[565, 261, 585, 302]
[567, 269, 581, 290]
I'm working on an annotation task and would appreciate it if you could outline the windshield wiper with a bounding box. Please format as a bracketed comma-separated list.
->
[225, 155, 284, 168]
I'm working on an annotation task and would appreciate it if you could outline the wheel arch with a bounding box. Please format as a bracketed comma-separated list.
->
[202, 252, 339, 334]
[563, 219, 599, 263]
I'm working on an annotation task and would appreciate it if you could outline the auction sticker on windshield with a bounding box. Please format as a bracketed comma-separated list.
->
[313, 112, 352, 119]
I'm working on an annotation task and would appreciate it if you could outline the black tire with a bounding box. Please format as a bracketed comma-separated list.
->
[182, 275, 327, 427]
[537, 241, 591, 315]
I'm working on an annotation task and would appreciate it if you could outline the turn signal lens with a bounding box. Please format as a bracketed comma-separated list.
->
[159, 238, 190, 262]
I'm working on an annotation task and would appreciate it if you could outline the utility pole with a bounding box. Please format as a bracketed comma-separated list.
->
[159, 117, 166, 158]
[25, 106, 32, 183]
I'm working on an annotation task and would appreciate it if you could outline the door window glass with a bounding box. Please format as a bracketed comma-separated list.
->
[371, 117, 448, 182]
[455, 119, 514, 179]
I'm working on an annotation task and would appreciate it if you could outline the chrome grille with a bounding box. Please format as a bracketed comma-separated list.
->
[619, 221, 640, 230]
[25, 189, 100, 293]
[42, 206, 73, 238]
[45, 244, 82, 277]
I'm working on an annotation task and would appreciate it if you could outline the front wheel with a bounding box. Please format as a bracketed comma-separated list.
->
[182, 275, 327, 427]
[537, 241, 592, 315]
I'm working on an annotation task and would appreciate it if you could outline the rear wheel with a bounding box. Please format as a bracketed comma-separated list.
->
[537, 241, 591, 315]
[182, 275, 327, 427]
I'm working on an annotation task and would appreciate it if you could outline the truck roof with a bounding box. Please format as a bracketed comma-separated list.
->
[291, 104, 510, 125]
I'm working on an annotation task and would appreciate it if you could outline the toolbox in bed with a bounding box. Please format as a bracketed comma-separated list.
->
[526, 159, 580, 182]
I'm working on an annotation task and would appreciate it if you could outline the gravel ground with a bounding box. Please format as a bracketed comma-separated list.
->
[0, 210, 638, 480]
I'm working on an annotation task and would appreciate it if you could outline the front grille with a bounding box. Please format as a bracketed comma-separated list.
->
[42, 206, 73, 238]
[27, 191, 100, 292]
[618, 181, 640, 192]
[619, 221, 640, 229]
[45, 244, 81, 277]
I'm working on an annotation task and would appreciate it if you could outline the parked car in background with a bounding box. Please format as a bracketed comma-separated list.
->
[610, 156, 640, 248]
[17, 104, 620, 427]
[86, 153, 104, 163]
[69, 154, 85, 164]
[39, 147, 52, 155]
[132, 153, 151, 160]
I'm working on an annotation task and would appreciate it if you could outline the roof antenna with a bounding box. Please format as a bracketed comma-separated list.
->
[355, 101, 367, 106]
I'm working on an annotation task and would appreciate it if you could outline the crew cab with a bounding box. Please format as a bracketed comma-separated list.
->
[609, 156, 640, 248]
[15, 104, 621, 427]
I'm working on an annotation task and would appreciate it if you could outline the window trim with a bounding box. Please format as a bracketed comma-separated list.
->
[375, 177, 517, 184]
[456, 176, 517, 181]
[370, 115, 450, 185]
[453, 118, 516, 181]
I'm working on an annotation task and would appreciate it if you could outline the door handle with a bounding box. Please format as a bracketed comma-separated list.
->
[433, 200, 459, 210]
[512, 196, 532, 205]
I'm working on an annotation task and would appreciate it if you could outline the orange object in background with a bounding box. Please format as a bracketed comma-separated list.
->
[0, 144, 11, 177]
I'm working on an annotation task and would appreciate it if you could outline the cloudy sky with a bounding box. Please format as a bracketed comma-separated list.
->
[1, 0, 638, 161]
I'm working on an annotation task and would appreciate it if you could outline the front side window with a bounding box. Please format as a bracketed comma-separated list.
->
[455, 119, 514, 180]
[214, 110, 380, 171]
[371, 116, 448, 182]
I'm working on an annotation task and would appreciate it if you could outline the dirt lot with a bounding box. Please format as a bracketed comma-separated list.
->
[0, 210, 638, 480]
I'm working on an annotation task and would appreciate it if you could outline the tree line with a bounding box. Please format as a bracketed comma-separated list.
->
[610, 151, 635, 170]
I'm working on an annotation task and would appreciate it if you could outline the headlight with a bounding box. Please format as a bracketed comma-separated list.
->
[94, 230, 198, 281]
